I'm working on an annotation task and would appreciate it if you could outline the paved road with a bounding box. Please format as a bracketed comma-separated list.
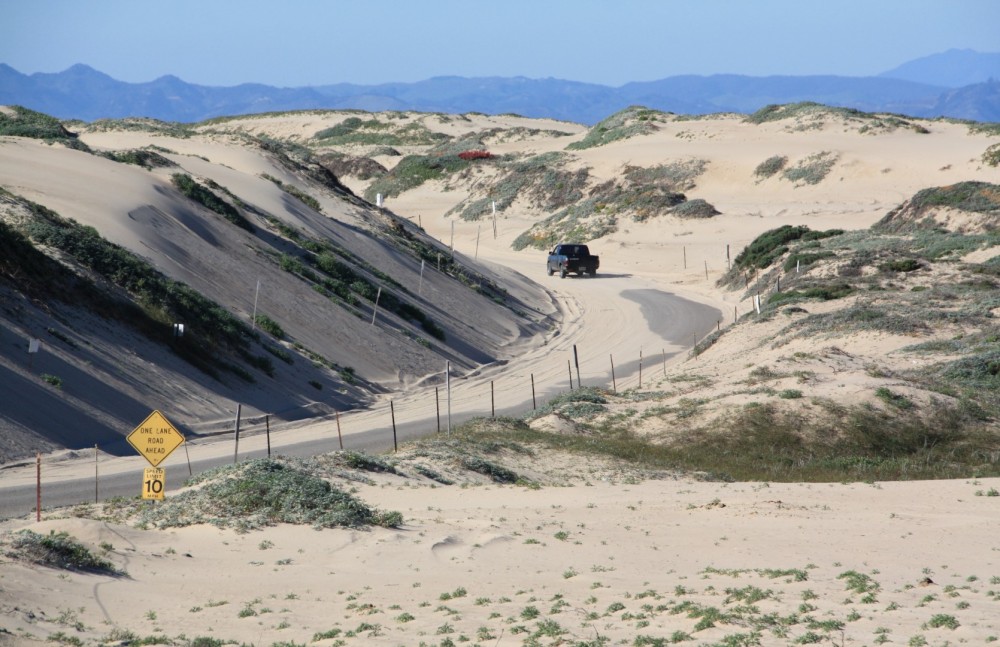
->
[0, 256, 723, 520]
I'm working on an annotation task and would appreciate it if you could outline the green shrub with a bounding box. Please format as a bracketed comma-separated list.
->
[880, 258, 922, 273]
[734, 225, 811, 270]
[754, 155, 787, 179]
[100, 149, 174, 169]
[461, 457, 519, 483]
[259, 173, 322, 211]
[906, 181, 1000, 214]
[171, 173, 252, 231]
[567, 106, 664, 149]
[40, 373, 62, 388]
[769, 284, 854, 305]
[363, 154, 469, 201]
[10, 530, 123, 575]
[782, 151, 837, 185]
[673, 198, 719, 219]
[784, 250, 836, 272]
[253, 313, 285, 339]
[875, 387, 914, 410]
[984, 143, 1000, 167]
[0, 106, 89, 151]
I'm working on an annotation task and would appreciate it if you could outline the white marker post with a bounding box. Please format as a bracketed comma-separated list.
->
[376, 193, 383, 208]
[251, 279, 261, 331]
[27, 338, 40, 370]
[371, 287, 382, 326]
[419, 259, 425, 295]
[445, 361, 452, 434]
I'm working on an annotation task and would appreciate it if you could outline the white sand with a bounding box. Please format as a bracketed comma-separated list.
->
[2, 108, 999, 645]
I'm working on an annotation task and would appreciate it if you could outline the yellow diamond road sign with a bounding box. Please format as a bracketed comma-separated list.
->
[127, 410, 185, 468]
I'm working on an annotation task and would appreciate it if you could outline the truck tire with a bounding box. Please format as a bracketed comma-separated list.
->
[547, 265, 554, 276]
[560, 268, 567, 278]
[590, 267, 597, 276]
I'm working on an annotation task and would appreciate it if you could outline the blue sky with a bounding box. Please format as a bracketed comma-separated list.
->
[4, 0, 998, 87]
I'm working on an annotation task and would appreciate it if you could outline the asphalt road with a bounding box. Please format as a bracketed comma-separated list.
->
[0, 272, 722, 519]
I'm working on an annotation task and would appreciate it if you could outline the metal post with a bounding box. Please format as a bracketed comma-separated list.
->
[335, 409, 343, 449]
[94, 444, 98, 503]
[610, 354, 617, 394]
[491, 380, 495, 418]
[36, 453, 41, 522]
[531, 373, 536, 410]
[233, 403, 242, 464]
[639, 350, 643, 389]
[567, 359, 573, 390]
[390, 400, 398, 452]
[446, 361, 451, 434]
[265, 414, 271, 457]
[435, 387, 441, 432]
[573, 344, 581, 389]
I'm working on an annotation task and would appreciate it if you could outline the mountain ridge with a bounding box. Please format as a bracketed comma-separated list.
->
[3, 49, 1000, 125]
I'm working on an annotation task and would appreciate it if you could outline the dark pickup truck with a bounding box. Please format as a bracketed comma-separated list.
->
[547, 243, 600, 278]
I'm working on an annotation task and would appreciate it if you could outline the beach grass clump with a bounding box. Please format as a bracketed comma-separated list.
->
[260, 173, 322, 212]
[754, 155, 788, 179]
[340, 450, 399, 474]
[461, 456, 520, 484]
[672, 198, 720, 219]
[746, 102, 928, 134]
[448, 152, 589, 221]
[984, 143, 1000, 167]
[784, 250, 837, 272]
[7, 530, 124, 576]
[567, 106, 665, 150]
[0, 105, 91, 151]
[363, 153, 469, 201]
[252, 313, 285, 339]
[905, 181, 1000, 214]
[781, 151, 838, 185]
[624, 160, 707, 193]
[732, 225, 812, 271]
[874, 181, 1000, 234]
[313, 116, 448, 147]
[99, 148, 175, 169]
[511, 198, 618, 250]
[171, 173, 253, 231]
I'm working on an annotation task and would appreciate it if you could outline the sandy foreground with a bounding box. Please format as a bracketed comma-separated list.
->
[3, 467, 1000, 646]
[2, 109, 1000, 645]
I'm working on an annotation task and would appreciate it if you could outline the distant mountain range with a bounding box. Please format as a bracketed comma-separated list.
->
[2, 49, 999, 125]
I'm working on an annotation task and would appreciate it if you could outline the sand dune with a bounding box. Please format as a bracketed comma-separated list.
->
[2, 105, 999, 645]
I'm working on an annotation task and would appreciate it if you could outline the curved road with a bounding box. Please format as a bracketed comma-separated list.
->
[0, 250, 723, 519]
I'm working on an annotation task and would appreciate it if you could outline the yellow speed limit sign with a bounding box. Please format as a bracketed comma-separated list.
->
[142, 467, 166, 500]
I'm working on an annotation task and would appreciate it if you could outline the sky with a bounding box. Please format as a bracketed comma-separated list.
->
[3, 0, 998, 88]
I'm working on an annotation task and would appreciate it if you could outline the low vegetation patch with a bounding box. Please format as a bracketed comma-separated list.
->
[6, 530, 124, 576]
[746, 102, 929, 135]
[171, 173, 253, 231]
[0, 105, 90, 151]
[782, 151, 838, 185]
[125, 458, 403, 532]
[567, 106, 666, 150]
